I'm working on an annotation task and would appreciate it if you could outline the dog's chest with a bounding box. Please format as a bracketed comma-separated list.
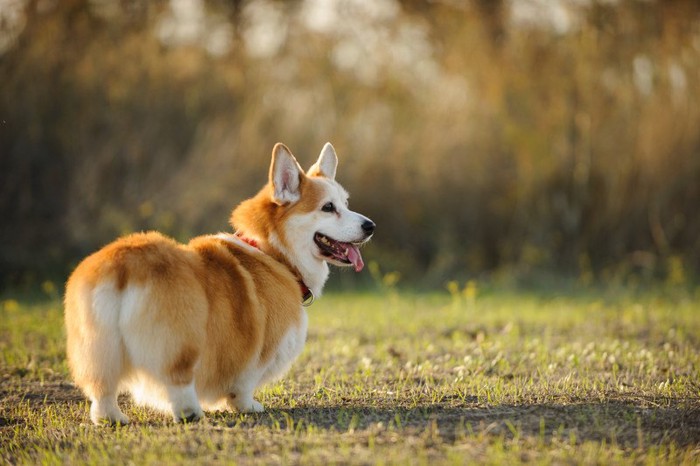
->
[260, 309, 309, 384]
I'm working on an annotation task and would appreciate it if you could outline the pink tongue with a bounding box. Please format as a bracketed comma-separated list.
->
[346, 244, 364, 272]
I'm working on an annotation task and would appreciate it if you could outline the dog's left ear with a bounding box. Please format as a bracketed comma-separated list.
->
[270, 143, 303, 205]
[308, 142, 338, 180]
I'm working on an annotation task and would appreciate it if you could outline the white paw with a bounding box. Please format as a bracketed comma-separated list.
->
[237, 399, 264, 413]
[167, 382, 203, 423]
[173, 407, 204, 424]
[248, 400, 264, 413]
[90, 401, 129, 426]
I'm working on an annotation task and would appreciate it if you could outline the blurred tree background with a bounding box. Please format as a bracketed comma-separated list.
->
[1, 0, 699, 290]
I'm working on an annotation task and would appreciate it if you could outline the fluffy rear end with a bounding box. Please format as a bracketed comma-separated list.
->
[64, 232, 209, 424]
[65, 271, 128, 424]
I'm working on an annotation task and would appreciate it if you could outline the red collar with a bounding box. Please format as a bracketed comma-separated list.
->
[234, 233, 315, 307]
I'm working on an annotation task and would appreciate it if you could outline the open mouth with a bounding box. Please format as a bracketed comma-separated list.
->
[314, 233, 365, 272]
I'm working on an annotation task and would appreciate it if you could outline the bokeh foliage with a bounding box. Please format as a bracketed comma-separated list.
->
[1, 0, 699, 288]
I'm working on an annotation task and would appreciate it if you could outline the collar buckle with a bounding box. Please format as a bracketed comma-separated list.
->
[301, 286, 315, 307]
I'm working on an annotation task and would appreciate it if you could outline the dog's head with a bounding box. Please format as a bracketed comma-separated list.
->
[231, 143, 375, 283]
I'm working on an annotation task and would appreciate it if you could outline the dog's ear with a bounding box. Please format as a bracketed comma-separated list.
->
[308, 142, 338, 180]
[270, 143, 303, 205]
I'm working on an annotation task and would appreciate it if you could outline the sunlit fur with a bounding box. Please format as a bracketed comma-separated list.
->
[64, 143, 373, 425]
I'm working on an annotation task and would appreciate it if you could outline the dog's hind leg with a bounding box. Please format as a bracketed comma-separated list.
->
[166, 381, 203, 422]
[66, 281, 130, 426]
[119, 283, 206, 423]
[226, 366, 265, 413]
[164, 346, 204, 423]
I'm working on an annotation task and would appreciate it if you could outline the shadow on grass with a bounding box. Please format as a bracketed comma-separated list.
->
[4, 378, 698, 449]
[238, 401, 700, 449]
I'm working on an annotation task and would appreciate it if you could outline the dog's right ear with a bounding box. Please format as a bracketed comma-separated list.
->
[270, 143, 303, 205]
[308, 142, 338, 180]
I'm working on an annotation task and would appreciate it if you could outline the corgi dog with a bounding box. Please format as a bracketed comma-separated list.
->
[64, 143, 375, 425]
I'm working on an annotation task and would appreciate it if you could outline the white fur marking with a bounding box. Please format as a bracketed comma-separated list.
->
[261, 309, 308, 385]
[91, 282, 121, 328]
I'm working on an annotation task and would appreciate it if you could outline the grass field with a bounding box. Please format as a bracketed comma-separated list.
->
[1, 285, 699, 464]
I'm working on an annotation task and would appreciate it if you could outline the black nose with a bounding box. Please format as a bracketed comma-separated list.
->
[362, 219, 376, 235]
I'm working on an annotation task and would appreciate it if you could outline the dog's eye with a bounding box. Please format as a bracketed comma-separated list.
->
[321, 202, 335, 213]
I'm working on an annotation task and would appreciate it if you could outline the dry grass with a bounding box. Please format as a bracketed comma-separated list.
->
[1, 288, 699, 464]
